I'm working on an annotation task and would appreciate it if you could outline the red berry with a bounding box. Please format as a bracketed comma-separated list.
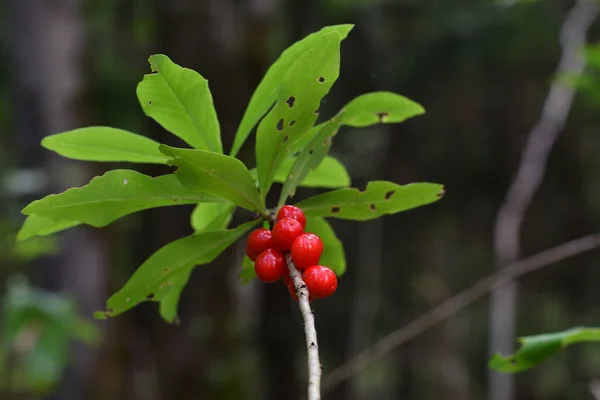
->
[302, 265, 337, 298]
[276, 205, 306, 228]
[287, 279, 314, 302]
[246, 228, 273, 261]
[291, 233, 323, 270]
[272, 218, 304, 251]
[254, 248, 286, 283]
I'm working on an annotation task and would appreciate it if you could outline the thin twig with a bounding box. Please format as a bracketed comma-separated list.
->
[286, 253, 321, 400]
[490, 2, 598, 399]
[321, 233, 600, 395]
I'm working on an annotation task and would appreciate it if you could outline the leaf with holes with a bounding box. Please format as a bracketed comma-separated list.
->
[95, 221, 257, 322]
[305, 217, 346, 275]
[41, 127, 169, 164]
[191, 202, 236, 232]
[137, 54, 222, 152]
[289, 92, 424, 153]
[278, 117, 344, 206]
[17, 215, 80, 241]
[255, 31, 342, 200]
[341, 91, 425, 127]
[296, 181, 444, 220]
[489, 327, 600, 373]
[22, 170, 224, 227]
[230, 24, 353, 157]
[160, 146, 265, 213]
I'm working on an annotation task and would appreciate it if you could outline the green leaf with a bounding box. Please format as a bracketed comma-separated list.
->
[288, 91, 424, 153]
[275, 155, 350, 190]
[22, 170, 224, 227]
[278, 117, 345, 206]
[17, 215, 80, 241]
[137, 54, 222, 153]
[489, 327, 600, 373]
[41, 127, 169, 164]
[230, 24, 354, 157]
[191, 202, 236, 232]
[305, 217, 346, 275]
[239, 256, 256, 284]
[95, 221, 257, 322]
[161, 146, 265, 214]
[340, 91, 425, 127]
[159, 265, 194, 323]
[256, 30, 343, 200]
[296, 181, 444, 220]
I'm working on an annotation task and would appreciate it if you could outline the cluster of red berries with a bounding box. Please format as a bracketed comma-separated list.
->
[246, 205, 338, 300]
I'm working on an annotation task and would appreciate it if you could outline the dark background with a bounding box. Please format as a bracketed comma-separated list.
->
[1, 0, 600, 399]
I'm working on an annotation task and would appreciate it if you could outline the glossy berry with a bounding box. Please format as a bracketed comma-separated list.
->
[276, 205, 306, 228]
[272, 218, 304, 251]
[254, 248, 286, 283]
[246, 228, 273, 261]
[302, 265, 337, 298]
[287, 279, 314, 302]
[291, 233, 324, 270]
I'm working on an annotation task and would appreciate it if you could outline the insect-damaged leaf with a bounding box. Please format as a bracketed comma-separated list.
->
[295, 181, 444, 221]
[278, 117, 345, 206]
[22, 170, 224, 227]
[340, 91, 425, 127]
[230, 24, 353, 157]
[41, 127, 169, 164]
[160, 146, 264, 213]
[95, 221, 257, 323]
[137, 54, 222, 153]
[489, 327, 600, 373]
[255, 31, 342, 201]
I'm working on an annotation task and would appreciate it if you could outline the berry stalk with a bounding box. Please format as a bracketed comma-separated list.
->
[285, 253, 321, 400]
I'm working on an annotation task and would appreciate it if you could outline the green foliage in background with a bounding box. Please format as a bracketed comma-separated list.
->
[489, 327, 600, 373]
[18, 24, 444, 323]
[0, 276, 98, 394]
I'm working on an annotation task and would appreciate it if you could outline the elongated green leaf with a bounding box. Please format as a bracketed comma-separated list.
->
[17, 215, 80, 241]
[489, 327, 600, 373]
[305, 217, 346, 275]
[340, 92, 425, 127]
[95, 221, 257, 322]
[22, 170, 224, 227]
[296, 181, 444, 220]
[288, 92, 424, 154]
[191, 202, 235, 232]
[137, 54, 222, 152]
[159, 265, 194, 323]
[278, 117, 344, 206]
[161, 146, 264, 213]
[256, 31, 343, 200]
[230, 24, 354, 157]
[41, 127, 168, 164]
[248, 155, 350, 190]
[275, 156, 350, 190]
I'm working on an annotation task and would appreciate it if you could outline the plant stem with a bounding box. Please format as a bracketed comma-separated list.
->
[285, 253, 321, 400]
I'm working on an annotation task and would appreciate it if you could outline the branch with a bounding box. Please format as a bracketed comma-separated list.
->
[490, 2, 598, 398]
[286, 253, 321, 400]
[321, 233, 600, 395]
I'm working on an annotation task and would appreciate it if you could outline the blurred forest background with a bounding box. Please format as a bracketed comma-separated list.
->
[2, 0, 600, 399]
